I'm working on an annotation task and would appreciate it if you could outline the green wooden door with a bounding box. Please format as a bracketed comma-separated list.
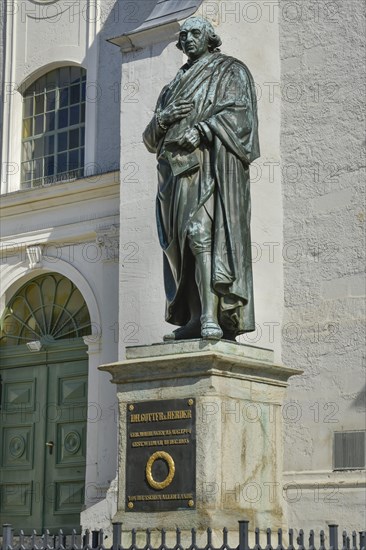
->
[0, 345, 88, 533]
[43, 360, 88, 531]
[0, 364, 47, 531]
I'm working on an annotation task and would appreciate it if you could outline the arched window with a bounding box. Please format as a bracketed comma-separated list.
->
[0, 273, 91, 346]
[21, 66, 86, 188]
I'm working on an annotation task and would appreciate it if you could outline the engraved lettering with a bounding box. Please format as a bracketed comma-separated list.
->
[130, 428, 192, 438]
[127, 493, 193, 501]
[130, 409, 192, 423]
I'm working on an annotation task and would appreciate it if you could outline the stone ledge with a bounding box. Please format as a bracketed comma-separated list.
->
[99, 341, 302, 387]
[283, 469, 366, 489]
[126, 339, 274, 362]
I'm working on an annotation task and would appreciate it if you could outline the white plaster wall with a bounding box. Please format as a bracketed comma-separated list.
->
[0, 1, 5, 171]
[118, 0, 283, 361]
[0, 0, 123, 511]
[279, 0, 366, 530]
[92, 0, 122, 173]
[0, 173, 120, 510]
[1, 0, 121, 193]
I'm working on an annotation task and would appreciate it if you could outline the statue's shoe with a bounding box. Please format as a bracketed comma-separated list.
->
[163, 319, 201, 341]
[222, 331, 237, 341]
[201, 320, 223, 340]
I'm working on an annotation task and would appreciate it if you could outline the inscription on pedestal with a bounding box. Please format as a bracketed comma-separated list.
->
[126, 398, 196, 512]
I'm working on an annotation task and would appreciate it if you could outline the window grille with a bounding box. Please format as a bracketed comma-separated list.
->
[333, 430, 366, 470]
[0, 273, 91, 346]
[21, 66, 86, 188]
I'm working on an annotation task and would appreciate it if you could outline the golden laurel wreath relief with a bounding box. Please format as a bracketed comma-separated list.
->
[145, 451, 176, 490]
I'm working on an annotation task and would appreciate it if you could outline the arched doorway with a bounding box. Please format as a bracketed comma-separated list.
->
[0, 273, 91, 533]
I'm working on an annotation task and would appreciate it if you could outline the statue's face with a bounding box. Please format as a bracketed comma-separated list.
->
[179, 20, 210, 61]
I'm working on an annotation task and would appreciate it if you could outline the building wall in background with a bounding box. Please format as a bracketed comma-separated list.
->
[280, 0, 365, 529]
[0, 0, 123, 516]
[0, 1, 6, 172]
[0, 0, 122, 193]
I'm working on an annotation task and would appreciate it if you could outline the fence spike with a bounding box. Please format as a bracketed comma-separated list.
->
[191, 528, 196, 547]
[360, 531, 366, 550]
[254, 527, 261, 550]
[277, 528, 284, 550]
[176, 527, 181, 546]
[58, 529, 66, 550]
[112, 523, 122, 550]
[223, 527, 228, 546]
[146, 528, 151, 547]
[161, 528, 166, 547]
[350, 532, 356, 550]
[99, 529, 105, 549]
[31, 529, 37, 550]
[266, 528, 273, 550]
[342, 531, 347, 550]
[361, 532, 365, 550]
[19, 529, 26, 550]
[207, 527, 212, 547]
[319, 530, 326, 550]
[84, 529, 90, 549]
[71, 530, 77, 550]
[308, 530, 315, 550]
[44, 529, 51, 550]
[298, 529, 305, 550]
[288, 529, 294, 550]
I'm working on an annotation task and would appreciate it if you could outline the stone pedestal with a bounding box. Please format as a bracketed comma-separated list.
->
[99, 340, 301, 531]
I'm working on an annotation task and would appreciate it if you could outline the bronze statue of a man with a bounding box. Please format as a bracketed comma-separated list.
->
[143, 17, 259, 341]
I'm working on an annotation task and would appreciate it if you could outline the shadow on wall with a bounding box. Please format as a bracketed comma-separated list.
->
[352, 383, 366, 411]
[90, 0, 194, 171]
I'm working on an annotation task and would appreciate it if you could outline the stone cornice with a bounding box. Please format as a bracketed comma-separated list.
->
[0, 216, 118, 254]
[0, 170, 120, 219]
[100, 348, 302, 388]
[283, 469, 366, 489]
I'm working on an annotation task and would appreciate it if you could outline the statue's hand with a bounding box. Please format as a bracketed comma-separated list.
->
[159, 100, 193, 127]
[178, 128, 201, 152]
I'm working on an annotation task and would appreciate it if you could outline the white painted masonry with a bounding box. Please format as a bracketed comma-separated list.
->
[0, 172, 120, 508]
[0, 0, 125, 510]
[279, 0, 366, 530]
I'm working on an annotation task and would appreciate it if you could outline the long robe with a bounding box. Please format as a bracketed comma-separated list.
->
[143, 52, 260, 335]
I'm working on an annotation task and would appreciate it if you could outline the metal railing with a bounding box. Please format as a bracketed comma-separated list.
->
[1, 522, 366, 550]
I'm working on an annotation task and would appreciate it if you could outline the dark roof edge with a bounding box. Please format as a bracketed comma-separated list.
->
[107, 0, 203, 53]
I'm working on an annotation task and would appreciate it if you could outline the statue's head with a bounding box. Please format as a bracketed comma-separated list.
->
[176, 17, 222, 60]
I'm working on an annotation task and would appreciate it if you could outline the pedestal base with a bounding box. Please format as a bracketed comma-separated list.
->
[100, 340, 301, 530]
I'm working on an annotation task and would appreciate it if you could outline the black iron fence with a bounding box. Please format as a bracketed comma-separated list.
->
[1, 522, 366, 550]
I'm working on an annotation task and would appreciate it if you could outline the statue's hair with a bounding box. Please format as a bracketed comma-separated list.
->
[176, 17, 222, 53]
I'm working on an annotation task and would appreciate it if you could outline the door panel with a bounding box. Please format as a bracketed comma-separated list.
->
[0, 357, 88, 533]
[43, 361, 87, 531]
[0, 366, 46, 531]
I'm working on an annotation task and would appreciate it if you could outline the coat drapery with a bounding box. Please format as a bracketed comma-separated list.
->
[143, 52, 260, 336]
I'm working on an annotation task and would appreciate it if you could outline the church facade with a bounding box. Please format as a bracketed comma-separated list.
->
[0, 0, 364, 533]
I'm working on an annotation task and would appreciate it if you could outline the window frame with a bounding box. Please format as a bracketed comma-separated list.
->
[21, 66, 86, 188]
